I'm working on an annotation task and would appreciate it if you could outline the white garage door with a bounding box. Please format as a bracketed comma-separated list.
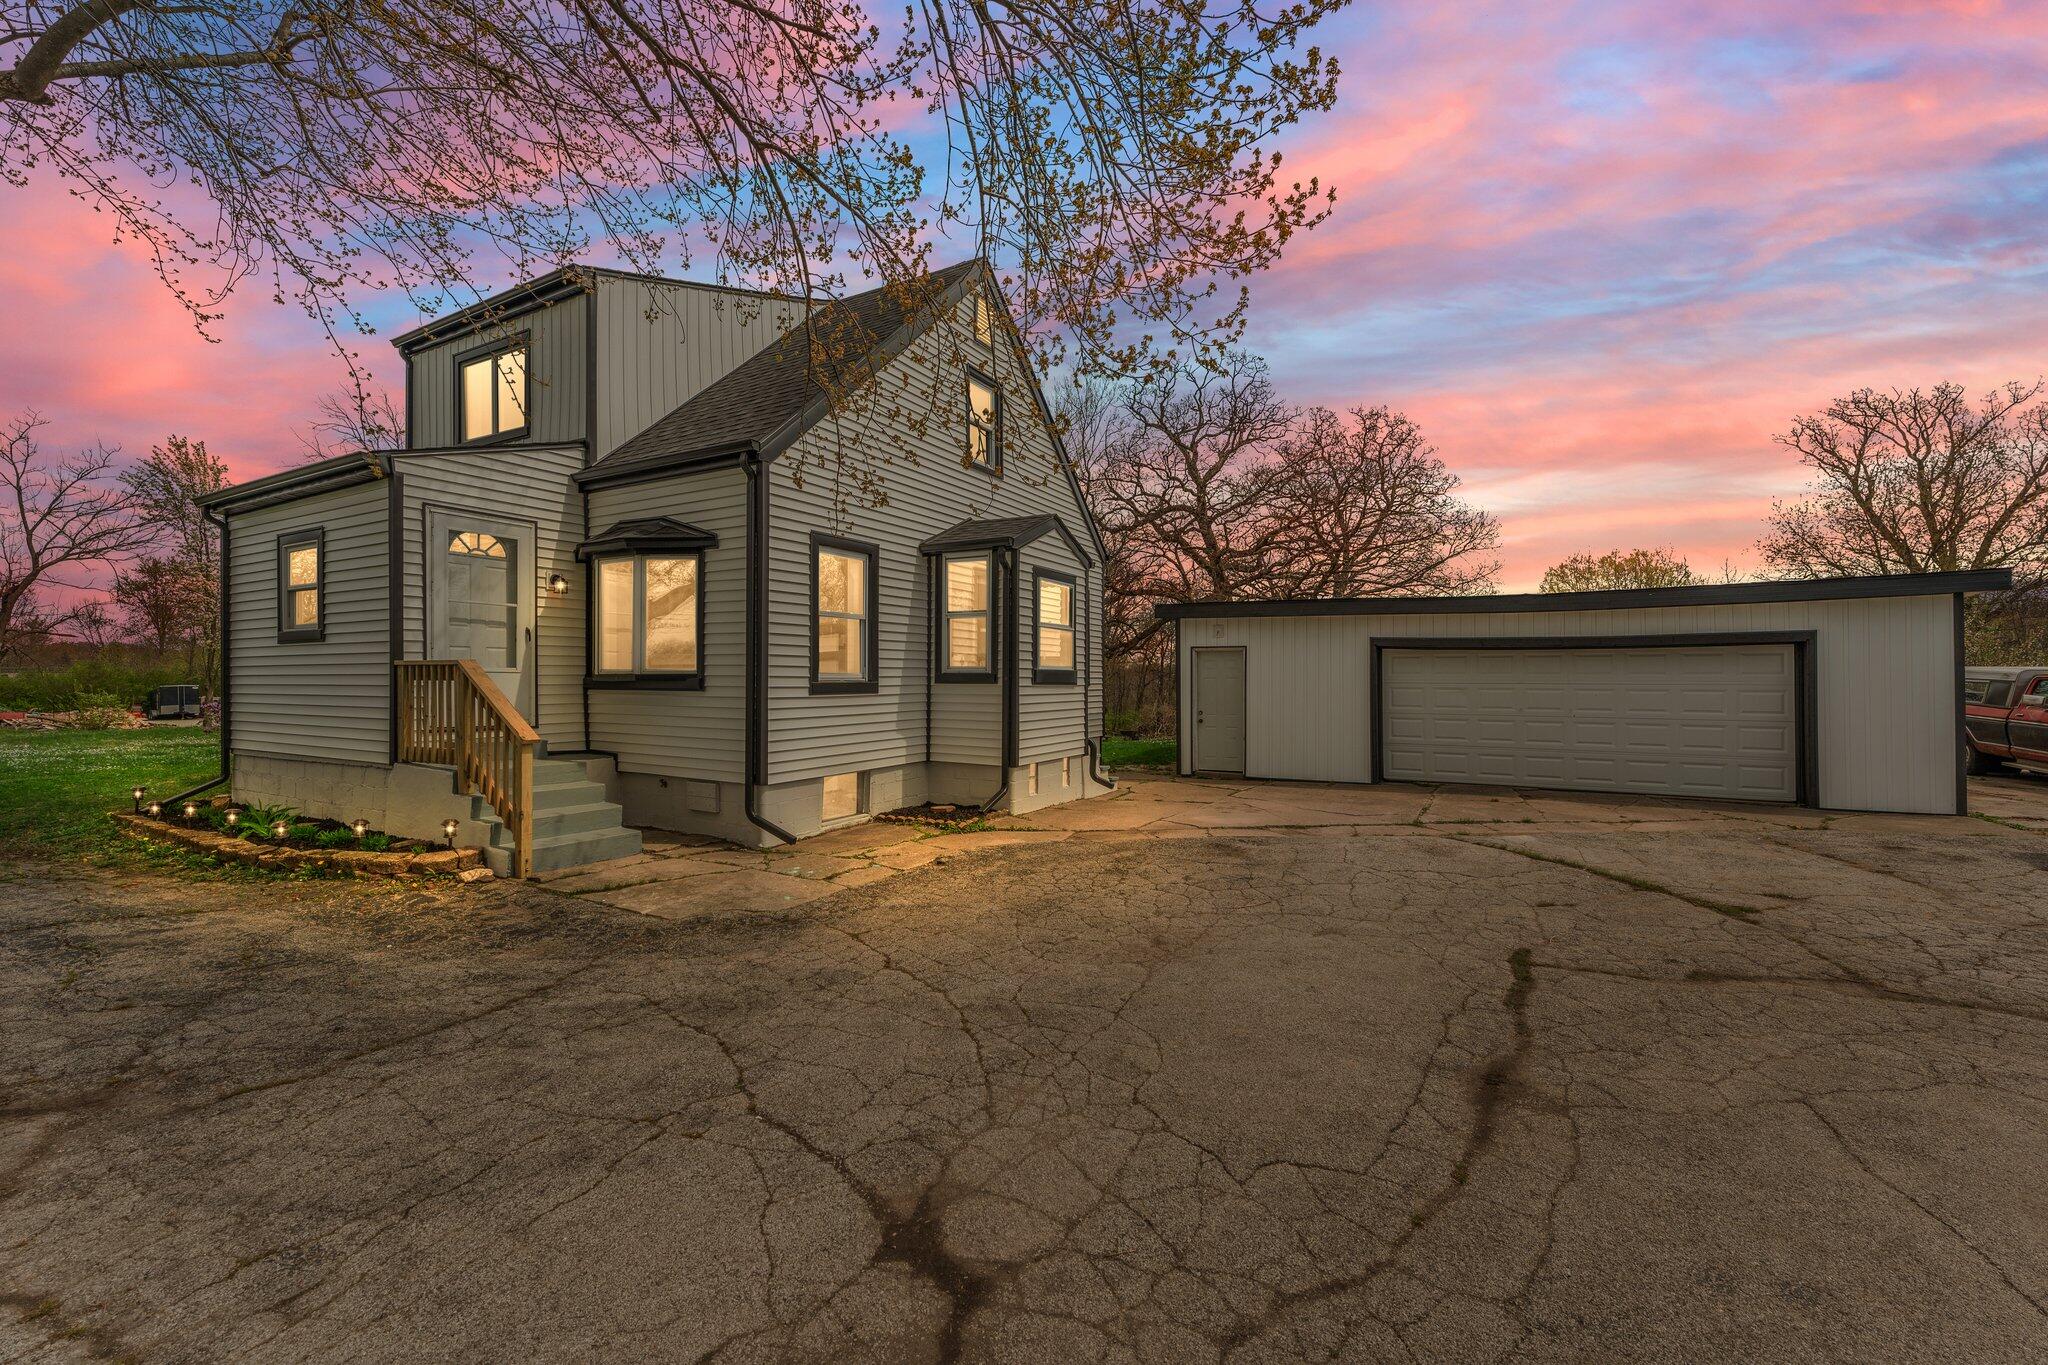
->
[1381, 645, 1798, 802]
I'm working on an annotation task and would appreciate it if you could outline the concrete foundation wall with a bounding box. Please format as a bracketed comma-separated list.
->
[232, 752, 478, 846]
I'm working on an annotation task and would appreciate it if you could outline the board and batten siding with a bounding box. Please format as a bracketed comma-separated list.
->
[1174, 594, 1960, 813]
[1016, 534, 1090, 764]
[226, 480, 391, 766]
[589, 278, 804, 460]
[405, 295, 587, 449]
[585, 465, 750, 782]
[392, 444, 586, 749]
[764, 288, 1101, 784]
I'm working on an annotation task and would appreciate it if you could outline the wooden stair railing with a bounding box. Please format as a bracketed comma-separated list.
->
[394, 660, 539, 877]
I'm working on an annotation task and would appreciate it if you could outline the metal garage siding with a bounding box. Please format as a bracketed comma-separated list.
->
[765, 291, 1099, 782]
[1175, 615, 1372, 782]
[405, 296, 587, 449]
[1177, 594, 1958, 813]
[227, 481, 391, 765]
[590, 278, 804, 460]
[392, 445, 586, 749]
[585, 466, 750, 782]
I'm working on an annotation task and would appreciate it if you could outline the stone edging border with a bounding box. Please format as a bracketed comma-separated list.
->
[111, 813, 488, 878]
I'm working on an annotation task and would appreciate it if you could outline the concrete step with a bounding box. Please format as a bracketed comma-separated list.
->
[484, 825, 642, 876]
[487, 800, 628, 843]
[529, 779, 611, 812]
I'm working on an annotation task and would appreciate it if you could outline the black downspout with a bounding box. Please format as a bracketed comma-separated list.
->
[978, 547, 1020, 814]
[169, 506, 232, 805]
[1081, 563, 1116, 790]
[924, 555, 933, 766]
[742, 455, 796, 845]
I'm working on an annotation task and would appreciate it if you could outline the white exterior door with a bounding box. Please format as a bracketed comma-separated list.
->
[1381, 645, 1798, 802]
[1192, 648, 1247, 774]
[428, 511, 535, 718]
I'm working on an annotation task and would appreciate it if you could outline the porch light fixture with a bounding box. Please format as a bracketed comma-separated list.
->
[182, 801, 199, 820]
[441, 817, 460, 848]
[146, 801, 162, 818]
[271, 819, 290, 840]
[131, 785, 146, 812]
[350, 818, 370, 839]
[546, 571, 570, 596]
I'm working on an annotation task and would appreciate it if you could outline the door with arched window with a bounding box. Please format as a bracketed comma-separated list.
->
[427, 509, 537, 718]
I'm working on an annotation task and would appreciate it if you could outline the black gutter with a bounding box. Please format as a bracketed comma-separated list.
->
[742, 455, 796, 845]
[169, 506, 233, 805]
[574, 444, 754, 491]
[1155, 569, 2015, 620]
[390, 268, 593, 355]
[978, 547, 1021, 814]
[197, 455, 382, 514]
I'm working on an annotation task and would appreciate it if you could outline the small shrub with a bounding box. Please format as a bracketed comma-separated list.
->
[72, 690, 127, 711]
[70, 707, 130, 731]
[360, 832, 392, 853]
[313, 827, 355, 848]
[285, 822, 319, 842]
[239, 803, 297, 830]
[1104, 708, 1142, 738]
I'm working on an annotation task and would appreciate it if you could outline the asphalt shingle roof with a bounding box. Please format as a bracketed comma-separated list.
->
[588, 261, 981, 481]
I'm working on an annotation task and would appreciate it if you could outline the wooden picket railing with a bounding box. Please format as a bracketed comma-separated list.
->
[394, 659, 538, 878]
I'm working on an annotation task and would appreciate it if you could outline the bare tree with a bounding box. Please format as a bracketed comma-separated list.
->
[1539, 547, 1699, 593]
[119, 433, 229, 682]
[297, 386, 405, 462]
[1, 0, 1343, 387]
[1759, 382, 2048, 584]
[0, 411, 154, 662]
[1270, 406, 1498, 597]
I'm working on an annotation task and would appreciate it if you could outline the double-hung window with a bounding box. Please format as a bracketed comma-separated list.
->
[812, 536, 878, 694]
[277, 530, 324, 642]
[972, 294, 995, 348]
[458, 339, 529, 443]
[939, 552, 995, 681]
[966, 373, 1001, 472]
[594, 554, 702, 684]
[1034, 571, 1076, 684]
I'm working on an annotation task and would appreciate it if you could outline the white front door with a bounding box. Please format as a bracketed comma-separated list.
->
[1380, 645, 1798, 802]
[427, 511, 535, 718]
[1193, 648, 1248, 774]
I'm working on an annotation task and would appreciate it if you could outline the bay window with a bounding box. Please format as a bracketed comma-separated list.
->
[593, 553, 702, 684]
[939, 552, 994, 681]
[1034, 570, 1076, 683]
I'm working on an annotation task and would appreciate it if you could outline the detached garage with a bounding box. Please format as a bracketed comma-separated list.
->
[1161, 571, 2011, 816]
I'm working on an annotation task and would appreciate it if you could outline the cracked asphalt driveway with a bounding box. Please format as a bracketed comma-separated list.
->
[5, 801, 2048, 1362]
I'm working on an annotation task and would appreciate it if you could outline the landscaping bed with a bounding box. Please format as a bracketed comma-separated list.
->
[876, 802, 1000, 830]
[111, 809, 485, 877]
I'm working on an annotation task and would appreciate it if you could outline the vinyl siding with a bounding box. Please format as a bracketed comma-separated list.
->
[585, 465, 749, 781]
[226, 481, 391, 765]
[1017, 535, 1089, 763]
[392, 444, 586, 749]
[764, 287, 1103, 783]
[406, 295, 587, 449]
[1174, 594, 1961, 813]
[590, 278, 804, 460]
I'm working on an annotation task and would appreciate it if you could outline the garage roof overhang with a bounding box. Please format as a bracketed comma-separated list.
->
[1152, 569, 2014, 621]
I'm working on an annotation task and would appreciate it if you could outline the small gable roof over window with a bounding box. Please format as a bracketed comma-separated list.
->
[919, 514, 1092, 565]
[576, 516, 720, 561]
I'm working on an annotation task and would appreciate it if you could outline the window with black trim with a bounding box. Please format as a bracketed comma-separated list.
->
[1034, 570, 1076, 683]
[277, 531, 324, 642]
[812, 536, 878, 693]
[592, 553, 702, 684]
[966, 373, 1001, 471]
[458, 340, 528, 443]
[939, 552, 995, 680]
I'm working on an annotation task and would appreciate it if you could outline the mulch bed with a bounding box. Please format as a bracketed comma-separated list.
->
[875, 802, 999, 830]
[111, 812, 487, 878]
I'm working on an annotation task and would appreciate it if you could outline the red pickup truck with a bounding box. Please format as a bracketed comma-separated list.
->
[1964, 667, 2048, 774]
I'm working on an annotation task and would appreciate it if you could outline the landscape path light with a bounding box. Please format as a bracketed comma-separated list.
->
[351, 818, 370, 839]
[271, 819, 290, 840]
[146, 801, 161, 818]
[131, 786, 145, 812]
[442, 818, 460, 848]
[182, 801, 199, 819]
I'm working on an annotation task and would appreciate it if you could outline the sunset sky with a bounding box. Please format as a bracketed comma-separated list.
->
[3, 0, 2044, 590]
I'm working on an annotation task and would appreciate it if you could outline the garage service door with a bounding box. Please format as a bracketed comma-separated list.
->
[1381, 645, 1798, 802]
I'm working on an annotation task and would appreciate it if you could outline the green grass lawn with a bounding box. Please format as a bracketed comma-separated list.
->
[1102, 736, 1177, 769]
[0, 727, 221, 858]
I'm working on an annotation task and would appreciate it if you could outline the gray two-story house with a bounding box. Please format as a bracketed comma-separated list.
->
[198, 261, 1113, 875]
